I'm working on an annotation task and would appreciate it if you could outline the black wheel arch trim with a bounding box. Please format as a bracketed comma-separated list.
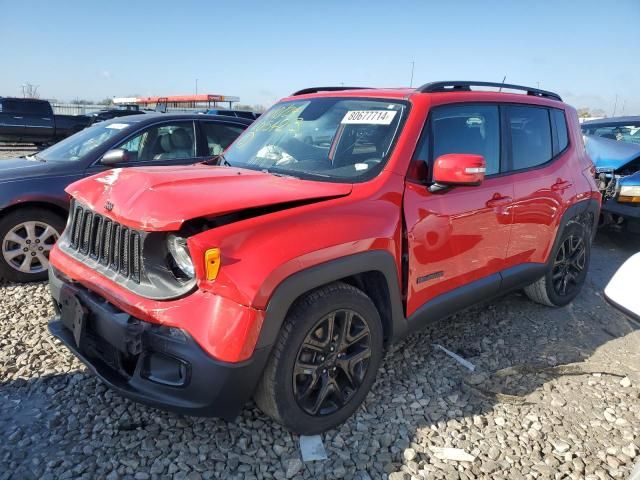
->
[256, 250, 407, 350]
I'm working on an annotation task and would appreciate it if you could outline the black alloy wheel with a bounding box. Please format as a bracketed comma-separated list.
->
[551, 234, 586, 297]
[293, 309, 372, 416]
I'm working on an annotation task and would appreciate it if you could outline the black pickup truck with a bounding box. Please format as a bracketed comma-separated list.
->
[0, 98, 91, 146]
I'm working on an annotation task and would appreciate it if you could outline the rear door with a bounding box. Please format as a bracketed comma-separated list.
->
[403, 104, 513, 317]
[0, 99, 26, 141]
[21, 100, 54, 142]
[503, 106, 577, 267]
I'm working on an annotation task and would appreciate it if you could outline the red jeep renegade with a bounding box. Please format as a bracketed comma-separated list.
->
[48, 81, 601, 434]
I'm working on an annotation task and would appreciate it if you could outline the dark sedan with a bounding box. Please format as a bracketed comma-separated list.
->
[0, 113, 251, 282]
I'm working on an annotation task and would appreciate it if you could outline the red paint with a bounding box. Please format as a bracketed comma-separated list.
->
[51, 87, 600, 363]
[432, 153, 486, 186]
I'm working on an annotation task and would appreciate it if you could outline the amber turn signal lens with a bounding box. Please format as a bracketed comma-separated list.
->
[205, 248, 221, 280]
[618, 196, 640, 203]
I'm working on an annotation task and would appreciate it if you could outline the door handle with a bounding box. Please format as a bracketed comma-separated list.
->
[486, 195, 512, 208]
[42, 117, 51, 120]
[551, 179, 573, 191]
[13, 116, 23, 119]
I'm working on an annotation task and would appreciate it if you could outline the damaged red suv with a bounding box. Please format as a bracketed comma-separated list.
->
[48, 81, 601, 434]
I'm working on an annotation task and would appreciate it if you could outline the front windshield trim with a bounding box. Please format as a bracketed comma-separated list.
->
[222, 97, 411, 184]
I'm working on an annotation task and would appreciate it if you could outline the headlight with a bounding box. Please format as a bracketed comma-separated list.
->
[619, 185, 640, 203]
[167, 235, 195, 279]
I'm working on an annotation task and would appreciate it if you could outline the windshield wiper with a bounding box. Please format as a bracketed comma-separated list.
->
[24, 154, 45, 162]
[202, 153, 232, 167]
[263, 165, 331, 180]
[261, 168, 300, 179]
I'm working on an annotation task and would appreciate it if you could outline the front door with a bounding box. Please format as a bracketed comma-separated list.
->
[403, 104, 512, 318]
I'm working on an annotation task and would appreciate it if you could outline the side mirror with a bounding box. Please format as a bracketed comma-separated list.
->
[431, 153, 486, 190]
[101, 149, 129, 165]
[604, 253, 640, 322]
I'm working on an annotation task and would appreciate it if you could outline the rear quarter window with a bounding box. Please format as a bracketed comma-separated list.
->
[507, 106, 552, 170]
[551, 109, 569, 152]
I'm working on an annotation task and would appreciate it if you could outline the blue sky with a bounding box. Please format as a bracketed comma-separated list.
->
[2, 0, 638, 114]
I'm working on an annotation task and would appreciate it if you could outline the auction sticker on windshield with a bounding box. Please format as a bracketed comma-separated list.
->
[105, 123, 130, 130]
[341, 110, 397, 125]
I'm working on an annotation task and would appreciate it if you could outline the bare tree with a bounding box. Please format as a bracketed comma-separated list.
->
[21, 83, 40, 99]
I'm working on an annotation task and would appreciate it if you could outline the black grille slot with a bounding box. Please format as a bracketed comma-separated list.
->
[71, 205, 83, 249]
[65, 204, 143, 283]
[131, 233, 141, 283]
[111, 224, 122, 272]
[100, 220, 113, 265]
[120, 228, 130, 277]
[89, 215, 103, 259]
[80, 211, 93, 254]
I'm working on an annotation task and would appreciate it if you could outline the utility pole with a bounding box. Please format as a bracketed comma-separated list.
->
[409, 61, 415, 88]
[195, 78, 199, 96]
[612, 94, 618, 117]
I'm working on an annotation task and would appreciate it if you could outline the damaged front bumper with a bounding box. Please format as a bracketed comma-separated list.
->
[48, 267, 270, 419]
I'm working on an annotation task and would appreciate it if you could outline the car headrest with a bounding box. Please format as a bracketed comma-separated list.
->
[160, 134, 173, 153]
[171, 128, 191, 150]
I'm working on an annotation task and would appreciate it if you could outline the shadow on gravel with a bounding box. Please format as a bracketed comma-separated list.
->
[1, 230, 639, 479]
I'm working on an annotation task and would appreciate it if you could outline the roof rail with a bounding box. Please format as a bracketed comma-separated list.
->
[292, 86, 371, 96]
[417, 81, 562, 101]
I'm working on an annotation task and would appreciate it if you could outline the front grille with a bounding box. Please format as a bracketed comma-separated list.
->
[67, 201, 142, 283]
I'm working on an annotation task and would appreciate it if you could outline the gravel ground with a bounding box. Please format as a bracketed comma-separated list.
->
[1, 145, 639, 479]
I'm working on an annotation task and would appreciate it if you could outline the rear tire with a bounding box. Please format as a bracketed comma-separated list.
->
[524, 222, 590, 307]
[0, 208, 65, 283]
[254, 282, 383, 434]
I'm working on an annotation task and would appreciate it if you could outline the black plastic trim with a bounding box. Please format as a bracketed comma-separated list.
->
[292, 86, 371, 96]
[48, 268, 268, 420]
[257, 250, 406, 348]
[418, 81, 562, 101]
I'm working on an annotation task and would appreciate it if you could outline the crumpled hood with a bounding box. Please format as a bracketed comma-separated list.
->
[66, 164, 353, 231]
[584, 135, 640, 171]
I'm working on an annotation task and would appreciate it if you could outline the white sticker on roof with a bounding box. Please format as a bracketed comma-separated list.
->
[106, 123, 130, 130]
[341, 110, 397, 125]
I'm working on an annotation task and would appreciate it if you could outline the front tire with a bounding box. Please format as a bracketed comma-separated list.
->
[0, 208, 65, 283]
[524, 222, 591, 307]
[254, 282, 383, 434]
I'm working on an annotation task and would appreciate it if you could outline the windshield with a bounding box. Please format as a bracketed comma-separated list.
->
[582, 122, 640, 145]
[38, 122, 133, 161]
[223, 98, 407, 181]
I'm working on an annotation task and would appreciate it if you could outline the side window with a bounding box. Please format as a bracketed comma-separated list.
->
[22, 101, 50, 116]
[117, 122, 196, 162]
[1, 100, 19, 114]
[551, 109, 569, 152]
[424, 105, 501, 175]
[507, 106, 552, 170]
[200, 122, 245, 156]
